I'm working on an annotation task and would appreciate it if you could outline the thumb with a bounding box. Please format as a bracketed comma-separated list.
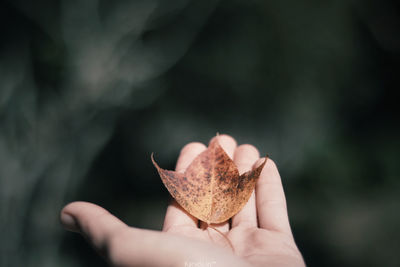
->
[60, 201, 127, 251]
[60, 201, 183, 267]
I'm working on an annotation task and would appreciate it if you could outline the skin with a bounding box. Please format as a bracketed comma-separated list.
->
[60, 135, 305, 267]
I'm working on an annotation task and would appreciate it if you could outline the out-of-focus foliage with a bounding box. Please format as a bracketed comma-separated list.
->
[0, 0, 399, 266]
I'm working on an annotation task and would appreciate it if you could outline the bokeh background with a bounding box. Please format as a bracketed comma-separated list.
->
[1, 0, 399, 266]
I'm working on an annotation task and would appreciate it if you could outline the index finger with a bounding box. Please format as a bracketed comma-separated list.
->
[162, 142, 206, 231]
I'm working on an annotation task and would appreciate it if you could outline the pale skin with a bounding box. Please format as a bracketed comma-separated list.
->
[60, 135, 305, 267]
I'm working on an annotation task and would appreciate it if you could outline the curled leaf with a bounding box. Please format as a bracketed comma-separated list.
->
[152, 138, 267, 224]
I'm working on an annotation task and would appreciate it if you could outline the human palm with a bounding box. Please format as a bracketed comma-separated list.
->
[61, 135, 305, 267]
[164, 220, 303, 267]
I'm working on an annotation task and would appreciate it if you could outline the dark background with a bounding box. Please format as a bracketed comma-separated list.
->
[1, 0, 399, 266]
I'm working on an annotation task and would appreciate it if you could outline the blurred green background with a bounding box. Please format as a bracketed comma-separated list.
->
[1, 0, 399, 266]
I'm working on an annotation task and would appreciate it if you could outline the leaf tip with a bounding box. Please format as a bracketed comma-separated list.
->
[151, 152, 161, 170]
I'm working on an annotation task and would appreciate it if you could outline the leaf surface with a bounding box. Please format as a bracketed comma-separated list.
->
[152, 138, 267, 224]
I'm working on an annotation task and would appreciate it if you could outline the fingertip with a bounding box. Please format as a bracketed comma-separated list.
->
[233, 144, 260, 174]
[176, 142, 207, 173]
[60, 201, 97, 232]
[259, 157, 282, 184]
[60, 202, 88, 233]
[61, 201, 128, 251]
[179, 142, 206, 156]
[265, 158, 277, 169]
[235, 144, 260, 158]
[62, 201, 106, 216]
[214, 134, 237, 146]
[211, 134, 237, 158]
[60, 212, 79, 232]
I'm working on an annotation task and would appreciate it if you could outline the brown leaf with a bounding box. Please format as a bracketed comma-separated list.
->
[152, 138, 267, 224]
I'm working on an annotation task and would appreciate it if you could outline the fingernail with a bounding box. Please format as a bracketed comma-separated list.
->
[61, 213, 79, 232]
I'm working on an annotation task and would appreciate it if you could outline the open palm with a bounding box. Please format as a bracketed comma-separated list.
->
[61, 135, 305, 267]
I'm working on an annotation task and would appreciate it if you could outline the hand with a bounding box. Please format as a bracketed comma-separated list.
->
[60, 135, 305, 267]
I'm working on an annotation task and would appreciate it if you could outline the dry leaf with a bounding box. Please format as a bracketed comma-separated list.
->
[152, 137, 267, 224]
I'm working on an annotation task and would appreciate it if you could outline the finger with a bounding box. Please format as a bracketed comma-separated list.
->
[163, 142, 206, 231]
[60, 201, 127, 253]
[256, 158, 292, 235]
[175, 142, 207, 173]
[200, 134, 237, 233]
[231, 144, 260, 228]
[61, 202, 186, 267]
